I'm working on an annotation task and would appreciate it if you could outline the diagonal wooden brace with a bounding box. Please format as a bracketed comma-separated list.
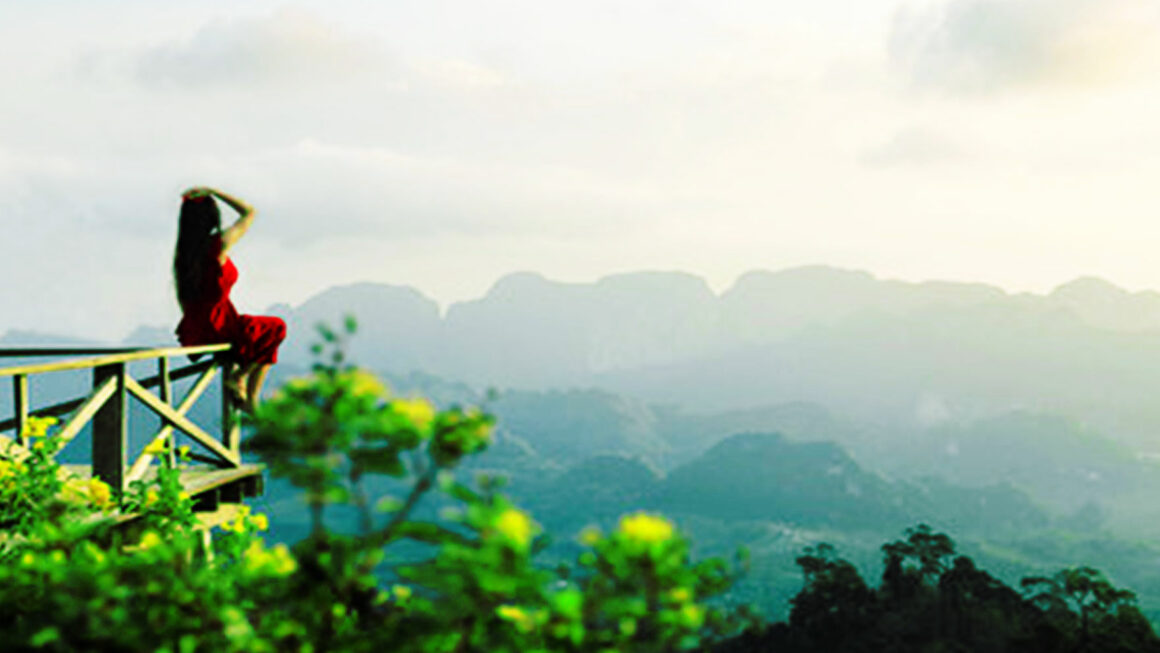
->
[125, 364, 219, 483]
[124, 376, 238, 469]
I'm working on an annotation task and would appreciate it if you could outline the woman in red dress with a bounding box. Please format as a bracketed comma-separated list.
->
[173, 186, 286, 413]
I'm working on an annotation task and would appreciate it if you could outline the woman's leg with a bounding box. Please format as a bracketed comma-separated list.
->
[245, 363, 273, 412]
[225, 362, 249, 405]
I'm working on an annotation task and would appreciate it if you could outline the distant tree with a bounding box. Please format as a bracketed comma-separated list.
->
[787, 543, 879, 652]
[937, 555, 1037, 652]
[1021, 566, 1158, 653]
[714, 524, 1160, 653]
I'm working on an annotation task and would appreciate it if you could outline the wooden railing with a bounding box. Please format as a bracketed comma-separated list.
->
[0, 345, 241, 494]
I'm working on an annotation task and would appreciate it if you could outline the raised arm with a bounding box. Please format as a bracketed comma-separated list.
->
[210, 188, 257, 260]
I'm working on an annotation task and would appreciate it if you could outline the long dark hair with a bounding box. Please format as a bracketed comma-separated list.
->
[173, 195, 222, 309]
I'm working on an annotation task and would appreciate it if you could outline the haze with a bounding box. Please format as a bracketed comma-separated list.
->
[2, 0, 1160, 340]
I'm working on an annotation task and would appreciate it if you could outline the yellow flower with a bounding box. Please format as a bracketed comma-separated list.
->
[285, 378, 311, 392]
[250, 513, 269, 532]
[466, 412, 493, 444]
[178, 491, 191, 502]
[142, 440, 168, 456]
[497, 604, 527, 621]
[271, 544, 297, 575]
[391, 584, 412, 601]
[59, 478, 89, 504]
[496, 605, 536, 633]
[348, 370, 387, 398]
[617, 512, 674, 544]
[393, 398, 435, 431]
[177, 445, 191, 459]
[88, 479, 113, 510]
[139, 531, 163, 550]
[144, 489, 160, 507]
[679, 604, 704, 629]
[579, 527, 602, 547]
[21, 416, 57, 439]
[242, 540, 267, 566]
[493, 507, 536, 550]
[243, 541, 297, 575]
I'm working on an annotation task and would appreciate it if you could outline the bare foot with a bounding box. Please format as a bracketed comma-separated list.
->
[225, 380, 248, 410]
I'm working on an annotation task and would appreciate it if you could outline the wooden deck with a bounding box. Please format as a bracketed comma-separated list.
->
[1, 346, 265, 536]
[62, 463, 264, 500]
[61, 463, 266, 531]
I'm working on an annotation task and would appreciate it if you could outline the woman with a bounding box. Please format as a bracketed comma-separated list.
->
[174, 186, 286, 413]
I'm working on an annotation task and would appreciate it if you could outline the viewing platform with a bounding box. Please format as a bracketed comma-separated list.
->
[0, 345, 264, 530]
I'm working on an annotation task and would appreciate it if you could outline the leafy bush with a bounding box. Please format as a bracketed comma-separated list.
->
[0, 320, 752, 652]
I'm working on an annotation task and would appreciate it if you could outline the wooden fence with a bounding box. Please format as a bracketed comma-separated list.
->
[0, 345, 242, 494]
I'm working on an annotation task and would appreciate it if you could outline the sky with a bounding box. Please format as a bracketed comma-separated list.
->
[2, 0, 1159, 340]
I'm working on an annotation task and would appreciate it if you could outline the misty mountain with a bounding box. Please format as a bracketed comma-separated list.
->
[719, 266, 1006, 342]
[493, 388, 670, 468]
[279, 282, 442, 373]
[122, 325, 179, 347]
[1047, 276, 1160, 333]
[440, 271, 723, 385]
[0, 330, 107, 347]
[520, 454, 659, 532]
[252, 266, 1160, 451]
[18, 264, 1160, 451]
[508, 431, 1050, 542]
[654, 432, 911, 530]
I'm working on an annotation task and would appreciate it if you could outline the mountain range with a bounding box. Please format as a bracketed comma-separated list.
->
[10, 266, 1160, 620]
[253, 267, 1160, 451]
[14, 264, 1160, 454]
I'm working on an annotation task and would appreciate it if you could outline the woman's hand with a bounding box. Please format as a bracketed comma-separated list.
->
[182, 186, 213, 200]
[214, 187, 258, 256]
[207, 188, 253, 217]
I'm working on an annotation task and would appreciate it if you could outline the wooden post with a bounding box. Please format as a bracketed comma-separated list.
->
[220, 357, 240, 460]
[12, 374, 27, 447]
[92, 363, 127, 494]
[159, 356, 175, 468]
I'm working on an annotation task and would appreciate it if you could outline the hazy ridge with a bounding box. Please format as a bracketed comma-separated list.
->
[11, 265, 1160, 620]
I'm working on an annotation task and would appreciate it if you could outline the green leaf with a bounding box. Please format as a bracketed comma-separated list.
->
[316, 323, 337, 342]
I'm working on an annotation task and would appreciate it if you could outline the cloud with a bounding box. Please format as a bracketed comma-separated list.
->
[133, 7, 395, 90]
[859, 127, 966, 168]
[247, 139, 684, 244]
[409, 58, 512, 90]
[888, 0, 1160, 94]
[0, 136, 692, 247]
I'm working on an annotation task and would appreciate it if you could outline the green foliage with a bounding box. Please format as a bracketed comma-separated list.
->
[241, 322, 751, 651]
[0, 320, 752, 652]
[720, 526, 1160, 653]
[123, 444, 198, 535]
[0, 417, 301, 651]
[0, 417, 68, 532]
[10, 319, 1155, 652]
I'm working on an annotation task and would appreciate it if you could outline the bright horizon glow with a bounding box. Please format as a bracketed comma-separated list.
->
[2, 0, 1159, 340]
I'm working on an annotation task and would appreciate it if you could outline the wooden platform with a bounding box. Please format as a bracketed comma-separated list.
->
[62, 463, 265, 530]
[1, 346, 264, 538]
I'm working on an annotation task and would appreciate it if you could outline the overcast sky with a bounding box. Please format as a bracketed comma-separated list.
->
[2, 0, 1159, 340]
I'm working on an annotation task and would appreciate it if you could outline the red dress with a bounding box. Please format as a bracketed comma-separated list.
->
[175, 237, 286, 366]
